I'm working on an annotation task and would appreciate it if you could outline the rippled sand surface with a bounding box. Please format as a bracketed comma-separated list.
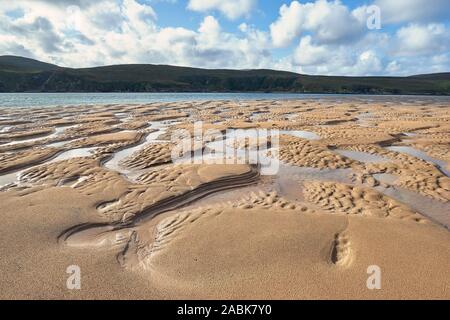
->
[0, 99, 449, 299]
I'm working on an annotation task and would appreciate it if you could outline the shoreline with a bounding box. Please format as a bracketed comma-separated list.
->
[1, 93, 450, 108]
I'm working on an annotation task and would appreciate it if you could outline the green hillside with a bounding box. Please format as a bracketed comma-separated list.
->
[0, 55, 449, 95]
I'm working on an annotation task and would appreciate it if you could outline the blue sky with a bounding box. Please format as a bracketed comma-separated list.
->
[149, 0, 365, 29]
[0, 0, 449, 76]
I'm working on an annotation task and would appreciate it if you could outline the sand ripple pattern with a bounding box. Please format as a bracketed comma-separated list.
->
[303, 181, 427, 223]
[120, 143, 173, 169]
[277, 137, 355, 169]
[346, 145, 449, 201]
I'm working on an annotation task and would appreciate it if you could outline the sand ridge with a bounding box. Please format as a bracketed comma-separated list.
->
[0, 98, 449, 299]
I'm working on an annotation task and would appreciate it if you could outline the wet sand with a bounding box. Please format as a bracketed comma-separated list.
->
[0, 99, 449, 299]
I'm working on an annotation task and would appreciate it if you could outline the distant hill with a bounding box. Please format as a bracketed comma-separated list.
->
[0, 55, 449, 95]
[0, 56, 60, 73]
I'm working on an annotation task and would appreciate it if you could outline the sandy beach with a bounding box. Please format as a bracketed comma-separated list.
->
[0, 99, 449, 299]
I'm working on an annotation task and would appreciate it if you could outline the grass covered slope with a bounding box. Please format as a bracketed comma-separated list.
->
[0, 55, 449, 94]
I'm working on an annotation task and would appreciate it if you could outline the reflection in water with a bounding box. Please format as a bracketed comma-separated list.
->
[334, 150, 389, 163]
[2, 125, 78, 147]
[0, 146, 98, 187]
[0, 171, 19, 187]
[373, 173, 398, 185]
[376, 185, 450, 230]
[386, 146, 449, 177]
[280, 130, 320, 140]
[49, 147, 97, 163]
[103, 120, 177, 181]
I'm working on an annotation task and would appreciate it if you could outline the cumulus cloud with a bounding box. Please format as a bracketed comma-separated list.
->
[374, 0, 450, 24]
[269, 0, 449, 76]
[291, 35, 384, 76]
[0, 0, 448, 76]
[292, 36, 329, 66]
[187, 0, 256, 20]
[393, 24, 450, 56]
[0, 0, 271, 70]
[270, 0, 365, 48]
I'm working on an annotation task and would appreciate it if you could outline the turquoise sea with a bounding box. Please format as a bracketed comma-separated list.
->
[0, 92, 449, 108]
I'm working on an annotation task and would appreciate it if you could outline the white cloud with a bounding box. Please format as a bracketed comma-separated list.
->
[393, 24, 450, 56]
[386, 60, 400, 74]
[187, 0, 256, 20]
[269, 1, 304, 48]
[383, 54, 450, 76]
[238, 23, 248, 33]
[270, 0, 365, 48]
[292, 36, 329, 66]
[374, 0, 450, 24]
[0, 1, 272, 70]
[0, 0, 448, 77]
[198, 15, 221, 42]
[356, 50, 382, 74]
[289, 26, 450, 77]
[290, 31, 388, 76]
[269, 0, 450, 76]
